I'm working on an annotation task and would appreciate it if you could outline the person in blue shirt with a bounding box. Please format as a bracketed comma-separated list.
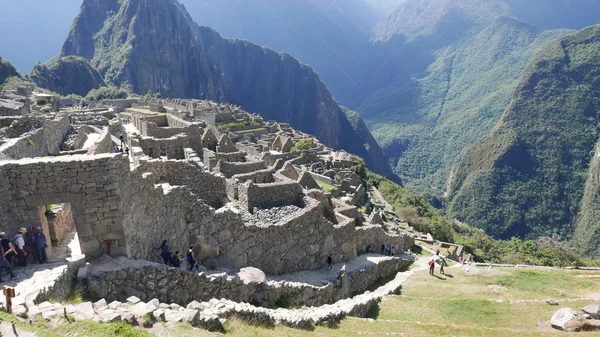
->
[33, 227, 48, 264]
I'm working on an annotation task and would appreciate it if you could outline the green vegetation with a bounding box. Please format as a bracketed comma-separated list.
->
[291, 138, 315, 153]
[29, 56, 105, 96]
[316, 180, 337, 193]
[0, 56, 21, 86]
[448, 24, 600, 257]
[370, 171, 600, 267]
[217, 119, 258, 133]
[36, 98, 49, 106]
[86, 86, 128, 101]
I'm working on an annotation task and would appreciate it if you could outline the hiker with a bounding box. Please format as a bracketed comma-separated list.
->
[391, 246, 396, 256]
[186, 245, 199, 272]
[428, 258, 435, 275]
[33, 227, 48, 264]
[458, 256, 463, 264]
[153, 240, 172, 265]
[327, 253, 333, 270]
[0, 232, 17, 268]
[124, 146, 130, 155]
[440, 256, 447, 275]
[170, 251, 181, 268]
[381, 244, 385, 254]
[13, 227, 27, 267]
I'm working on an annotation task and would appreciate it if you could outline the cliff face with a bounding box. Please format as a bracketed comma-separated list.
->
[60, 0, 397, 181]
[447, 25, 600, 245]
[29, 56, 105, 96]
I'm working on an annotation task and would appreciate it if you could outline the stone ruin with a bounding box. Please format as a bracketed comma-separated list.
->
[0, 95, 416, 331]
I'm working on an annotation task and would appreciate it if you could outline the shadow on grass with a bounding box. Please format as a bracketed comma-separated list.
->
[442, 273, 454, 278]
[364, 302, 381, 320]
[430, 274, 447, 280]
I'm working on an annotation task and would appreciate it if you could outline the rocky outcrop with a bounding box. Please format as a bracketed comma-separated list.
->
[550, 308, 584, 332]
[59, 0, 398, 182]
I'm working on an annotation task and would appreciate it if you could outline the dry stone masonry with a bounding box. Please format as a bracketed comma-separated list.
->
[0, 94, 416, 331]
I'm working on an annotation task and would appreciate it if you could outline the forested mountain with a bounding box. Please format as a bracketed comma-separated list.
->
[59, 0, 397, 181]
[29, 56, 105, 96]
[447, 25, 600, 256]
[185, 0, 600, 194]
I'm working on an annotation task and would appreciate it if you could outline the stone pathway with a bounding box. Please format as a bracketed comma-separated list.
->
[0, 257, 84, 314]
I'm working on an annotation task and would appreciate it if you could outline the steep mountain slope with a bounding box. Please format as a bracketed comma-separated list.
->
[447, 25, 600, 248]
[364, 15, 568, 192]
[0, 0, 82, 73]
[182, 0, 600, 196]
[181, 0, 380, 108]
[29, 56, 105, 96]
[60, 0, 397, 181]
[0, 56, 21, 86]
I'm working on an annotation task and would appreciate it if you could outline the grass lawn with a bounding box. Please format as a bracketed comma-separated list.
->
[316, 180, 338, 193]
[4, 266, 599, 336]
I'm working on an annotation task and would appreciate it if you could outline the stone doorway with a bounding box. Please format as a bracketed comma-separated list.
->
[35, 203, 83, 262]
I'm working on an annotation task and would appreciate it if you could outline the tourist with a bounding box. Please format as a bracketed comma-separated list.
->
[13, 227, 28, 267]
[428, 258, 435, 275]
[187, 245, 199, 272]
[458, 256, 463, 264]
[0, 232, 17, 268]
[33, 227, 48, 264]
[327, 253, 333, 269]
[391, 246, 396, 256]
[125, 146, 130, 155]
[381, 244, 385, 254]
[153, 240, 172, 265]
[439, 256, 446, 275]
[170, 251, 181, 268]
[0, 249, 18, 282]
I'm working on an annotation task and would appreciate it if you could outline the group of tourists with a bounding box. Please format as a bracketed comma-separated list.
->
[428, 250, 447, 276]
[112, 145, 130, 155]
[154, 241, 201, 272]
[0, 226, 50, 282]
[381, 244, 397, 256]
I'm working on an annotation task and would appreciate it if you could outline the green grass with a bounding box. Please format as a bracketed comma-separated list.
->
[316, 180, 337, 192]
[58, 321, 152, 337]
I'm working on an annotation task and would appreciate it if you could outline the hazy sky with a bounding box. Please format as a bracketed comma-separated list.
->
[0, 0, 83, 73]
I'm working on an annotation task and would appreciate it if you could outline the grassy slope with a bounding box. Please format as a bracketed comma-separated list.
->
[448, 25, 600, 244]
[0, 56, 21, 85]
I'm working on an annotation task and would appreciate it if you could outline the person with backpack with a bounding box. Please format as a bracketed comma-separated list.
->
[428, 258, 435, 275]
[33, 227, 48, 264]
[12, 227, 27, 267]
[186, 245, 199, 272]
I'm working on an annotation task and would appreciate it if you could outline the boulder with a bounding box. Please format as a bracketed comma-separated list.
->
[546, 299, 559, 306]
[551, 308, 584, 332]
[237, 267, 266, 285]
[190, 235, 219, 261]
[582, 304, 600, 319]
[73, 302, 96, 321]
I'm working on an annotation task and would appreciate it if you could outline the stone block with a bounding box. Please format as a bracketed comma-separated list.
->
[127, 296, 141, 304]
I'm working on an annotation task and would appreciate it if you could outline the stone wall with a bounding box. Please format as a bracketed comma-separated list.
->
[0, 114, 71, 160]
[0, 154, 129, 257]
[138, 135, 188, 159]
[136, 158, 226, 207]
[355, 225, 414, 255]
[86, 255, 412, 309]
[49, 203, 75, 245]
[217, 161, 267, 178]
[238, 181, 304, 212]
[89, 127, 114, 154]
